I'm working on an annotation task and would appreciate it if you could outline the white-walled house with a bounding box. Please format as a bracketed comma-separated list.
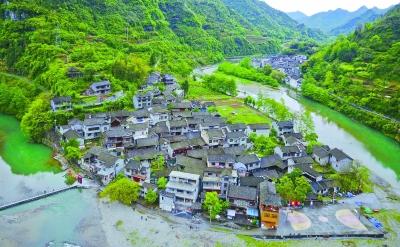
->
[165, 171, 200, 210]
[272, 121, 294, 136]
[82, 116, 111, 140]
[274, 146, 301, 161]
[329, 148, 353, 173]
[312, 146, 330, 166]
[159, 190, 176, 212]
[247, 124, 270, 136]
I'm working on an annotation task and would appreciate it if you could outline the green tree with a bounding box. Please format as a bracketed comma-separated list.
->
[65, 146, 82, 162]
[100, 177, 141, 205]
[182, 79, 189, 96]
[202, 192, 229, 220]
[20, 95, 53, 143]
[151, 155, 165, 171]
[145, 189, 158, 204]
[293, 176, 312, 202]
[157, 177, 168, 190]
[261, 65, 272, 75]
[277, 169, 311, 203]
[276, 176, 295, 202]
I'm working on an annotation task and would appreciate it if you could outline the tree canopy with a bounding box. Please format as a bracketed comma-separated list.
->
[99, 177, 141, 205]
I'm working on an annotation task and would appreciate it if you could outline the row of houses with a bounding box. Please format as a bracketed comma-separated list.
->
[55, 72, 354, 230]
[51, 80, 112, 111]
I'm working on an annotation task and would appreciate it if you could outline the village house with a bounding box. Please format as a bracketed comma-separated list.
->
[248, 124, 270, 136]
[80, 146, 124, 185]
[129, 123, 149, 140]
[82, 115, 111, 140]
[133, 90, 153, 109]
[167, 141, 191, 158]
[227, 123, 248, 133]
[124, 159, 149, 183]
[274, 145, 301, 161]
[140, 182, 157, 198]
[129, 109, 151, 125]
[207, 154, 236, 169]
[110, 110, 132, 127]
[239, 176, 265, 188]
[165, 171, 200, 210]
[329, 148, 353, 173]
[149, 106, 169, 125]
[147, 72, 162, 86]
[51, 96, 72, 111]
[104, 127, 133, 152]
[202, 167, 238, 198]
[66, 67, 83, 79]
[236, 154, 261, 173]
[259, 181, 282, 229]
[159, 190, 176, 212]
[86, 80, 111, 95]
[167, 119, 189, 136]
[199, 117, 225, 130]
[134, 136, 159, 150]
[62, 129, 84, 149]
[225, 131, 248, 147]
[253, 154, 286, 181]
[272, 121, 294, 136]
[227, 185, 258, 219]
[312, 145, 330, 165]
[201, 129, 225, 148]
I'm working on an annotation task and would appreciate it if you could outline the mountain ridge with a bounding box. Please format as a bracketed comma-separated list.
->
[288, 5, 391, 35]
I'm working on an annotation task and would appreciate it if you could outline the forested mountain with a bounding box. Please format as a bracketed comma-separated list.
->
[289, 6, 390, 35]
[0, 0, 323, 99]
[330, 9, 387, 35]
[302, 4, 400, 141]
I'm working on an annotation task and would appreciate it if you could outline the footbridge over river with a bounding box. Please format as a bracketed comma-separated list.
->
[0, 184, 92, 211]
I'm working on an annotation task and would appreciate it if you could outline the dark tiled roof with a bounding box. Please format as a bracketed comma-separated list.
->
[207, 154, 235, 163]
[105, 128, 132, 138]
[223, 146, 246, 156]
[63, 129, 81, 140]
[237, 154, 260, 164]
[240, 176, 264, 187]
[259, 181, 282, 206]
[52, 96, 71, 104]
[136, 137, 159, 148]
[226, 131, 247, 139]
[83, 117, 109, 126]
[187, 149, 207, 160]
[91, 80, 110, 88]
[275, 121, 293, 128]
[260, 154, 286, 170]
[248, 123, 270, 130]
[169, 120, 187, 128]
[227, 123, 247, 131]
[129, 123, 149, 131]
[228, 185, 257, 201]
[279, 146, 300, 154]
[312, 146, 330, 158]
[206, 129, 225, 139]
[126, 159, 141, 170]
[329, 148, 353, 161]
[292, 156, 314, 165]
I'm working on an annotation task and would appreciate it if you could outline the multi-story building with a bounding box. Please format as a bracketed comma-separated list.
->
[165, 171, 200, 210]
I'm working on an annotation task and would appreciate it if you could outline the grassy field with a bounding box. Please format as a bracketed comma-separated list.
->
[212, 99, 271, 124]
[187, 79, 270, 125]
[0, 114, 61, 175]
[187, 80, 231, 101]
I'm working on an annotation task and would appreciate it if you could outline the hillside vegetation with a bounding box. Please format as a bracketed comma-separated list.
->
[0, 0, 323, 96]
[302, 5, 400, 141]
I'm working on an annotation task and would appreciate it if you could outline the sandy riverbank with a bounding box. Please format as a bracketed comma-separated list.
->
[98, 199, 245, 247]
